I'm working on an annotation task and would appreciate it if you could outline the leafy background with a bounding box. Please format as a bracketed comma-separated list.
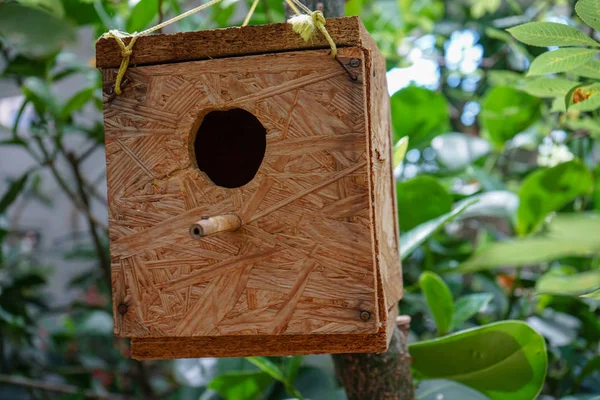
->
[1, 0, 600, 399]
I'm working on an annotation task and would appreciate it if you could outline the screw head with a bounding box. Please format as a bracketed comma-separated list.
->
[118, 303, 128, 315]
[349, 58, 361, 68]
[360, 310, 371, 321]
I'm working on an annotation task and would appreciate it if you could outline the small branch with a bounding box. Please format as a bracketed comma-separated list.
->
[157, 0, 164, 33]
[31, 136, 109, 232]
[65, 152, 111, 288]
[260, 0, 272, 23]
[0, 374, 126, 400]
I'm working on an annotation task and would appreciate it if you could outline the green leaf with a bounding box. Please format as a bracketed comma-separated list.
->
[393, 136, 409, 168]
[452, 294, 494, 330]
[400, 200, 477, 260]
[569, 83, 600, 112]
[507, 22, 600, 47]
[0, 3, 75, 58]
[127, 0, 159, 33]
[419, 271, 454, 336]
[469, 0, 500, 19]
[517, 160, 593, 235]
[457, 213, 600, 272]
[523, 77, 580, 98]
[528, 48, 600, 76]
[576, 0, 600, 32]
[390, 86, 450, 147]
[247, 357, 304, 399]
[416, 379, 490, 400]
[22, 77, 59, 117]
[581, 288, 600, 299]
[345, 0, 363, 16]
[208, 371, 274, 400]
[60, 87, 96, 120]
[410, 321, 547, 400]
[246, 357, 285, 382]
[397, 176, 452, 231]
[535, 269, 600, 296]
[479, 87, 541, 147]
[571, 59, 600, 79]
[0, 174, 28, 214]
[17, 0, 64, 17]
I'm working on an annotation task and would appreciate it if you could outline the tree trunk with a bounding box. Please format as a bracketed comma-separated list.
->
[332, 321, 415, 400]
[284, 1, 416, 399]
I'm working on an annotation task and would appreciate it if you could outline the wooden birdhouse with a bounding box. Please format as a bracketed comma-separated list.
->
[96, 16, 402, 360]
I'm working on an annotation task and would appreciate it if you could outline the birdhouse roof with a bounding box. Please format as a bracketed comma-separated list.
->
[96, 16, 371, 68]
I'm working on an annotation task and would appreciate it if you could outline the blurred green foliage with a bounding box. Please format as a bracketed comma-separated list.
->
[1, 0, 600, 399]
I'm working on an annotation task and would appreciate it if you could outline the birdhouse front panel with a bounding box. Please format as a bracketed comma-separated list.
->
[97, 17, 402, 359]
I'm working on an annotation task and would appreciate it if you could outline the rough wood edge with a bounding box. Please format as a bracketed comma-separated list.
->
[130, 307, 396, 359]
[96, 16, 366, 68]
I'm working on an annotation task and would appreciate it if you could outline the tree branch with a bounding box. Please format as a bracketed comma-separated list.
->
[0, 374, 127, 400]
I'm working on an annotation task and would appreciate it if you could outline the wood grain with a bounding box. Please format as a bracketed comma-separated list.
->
[130, 307, 397, 359]
[100, 21, 403, 357]
[96, 17, 366, 68]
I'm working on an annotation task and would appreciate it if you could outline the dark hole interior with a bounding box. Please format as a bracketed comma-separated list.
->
[194, 108, 267, 188]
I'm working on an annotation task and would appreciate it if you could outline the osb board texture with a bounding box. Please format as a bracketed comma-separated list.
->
[362, 39, 403, 312]
[96, 17, 367, 68]
[102, 47, 390, 340]
[130, 306, 398, 359]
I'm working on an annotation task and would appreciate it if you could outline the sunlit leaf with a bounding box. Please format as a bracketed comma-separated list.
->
[523, 77, 579, 98]
[458, 213, 600, 272]
[576, 0, 600, 32]
[393, 136, 409, 168]
[508, 22, 600, 47]
[528, 48, 600, 76]
[517, 160, 593, 235]
[410, 321, 547, 400]
[480, 87, 541, 148]
[572, 59, 600, 79]
[536, 269, 600, 296]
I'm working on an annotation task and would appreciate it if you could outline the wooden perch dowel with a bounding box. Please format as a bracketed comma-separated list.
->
[189, 214, 242, 239]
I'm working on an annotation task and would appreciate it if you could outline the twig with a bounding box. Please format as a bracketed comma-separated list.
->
[65, 152, 111, 288]
[31, 136, 109, 232]
[0, 374, 126, 400]
[261, 0, 272, 23]
[157, 0, 164, 33]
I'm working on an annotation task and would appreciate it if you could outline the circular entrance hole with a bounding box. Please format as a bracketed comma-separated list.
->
[193, 108, 267, 188]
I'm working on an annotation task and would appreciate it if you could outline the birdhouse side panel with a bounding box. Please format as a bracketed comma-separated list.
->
[101, 48, 381, 340]
[363, 42, 403, 314]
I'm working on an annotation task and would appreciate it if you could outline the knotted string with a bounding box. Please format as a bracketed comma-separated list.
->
[102, 0, 338, 95]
